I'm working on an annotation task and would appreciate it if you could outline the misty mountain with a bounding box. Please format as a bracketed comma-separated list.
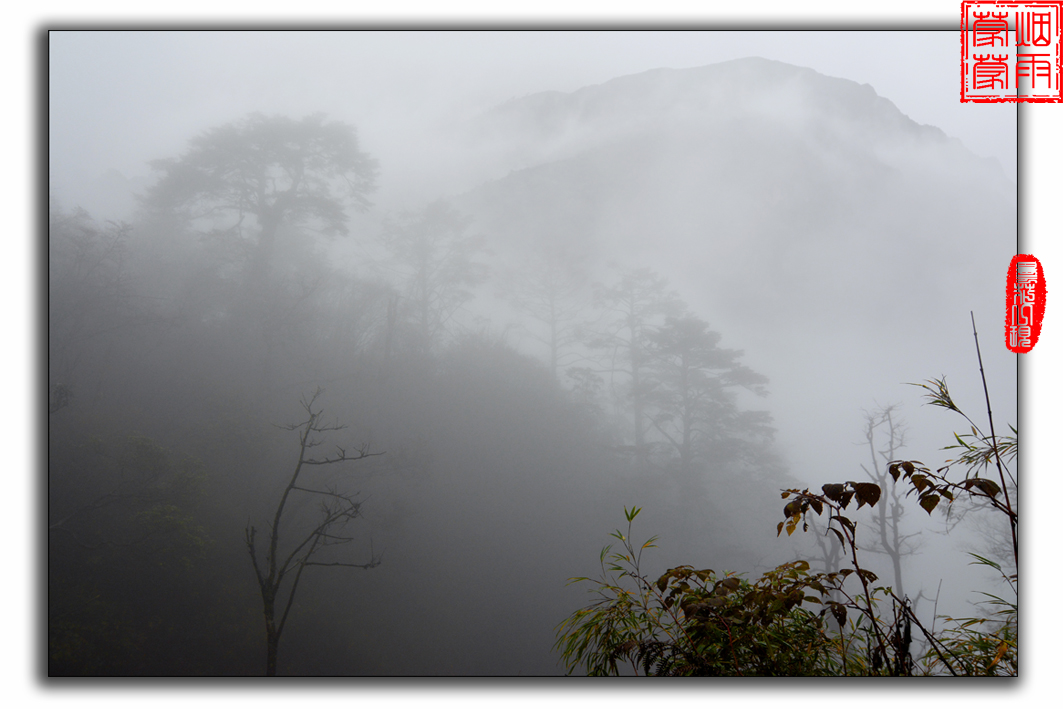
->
[452, 56, 1015, 484]
[465, 57, 985, 172]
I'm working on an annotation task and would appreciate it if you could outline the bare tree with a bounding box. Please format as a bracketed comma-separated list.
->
[244, 390, 382, 676]
[859, 404, 922, 599]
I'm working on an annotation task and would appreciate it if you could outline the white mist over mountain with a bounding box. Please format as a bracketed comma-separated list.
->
[437, 57, 1014, 489]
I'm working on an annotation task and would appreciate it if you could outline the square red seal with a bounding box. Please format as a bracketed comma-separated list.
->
[962, 1, 1063, 102]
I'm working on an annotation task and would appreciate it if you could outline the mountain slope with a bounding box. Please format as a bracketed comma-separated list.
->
[453, 57, 1015, 487]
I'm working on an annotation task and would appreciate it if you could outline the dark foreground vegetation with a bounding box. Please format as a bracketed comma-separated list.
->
[556, 341, 1017, 676]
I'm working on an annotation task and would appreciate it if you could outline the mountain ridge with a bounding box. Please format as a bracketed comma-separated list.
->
[470, 57, 960, 167]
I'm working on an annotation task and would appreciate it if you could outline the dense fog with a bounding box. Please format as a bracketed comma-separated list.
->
[48, 31, 1016, 676]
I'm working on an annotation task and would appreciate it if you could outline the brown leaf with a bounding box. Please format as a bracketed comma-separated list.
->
[656, 572, 671, 592]
[716, 577, 742, 595]
[822, 483, 845, 502]
[856, 568, 878, 583]
[851, 482, 881, 508]
[965, 478, 1002, 498]
[919, 493, 940, 515]
[835, 516, 855, 535]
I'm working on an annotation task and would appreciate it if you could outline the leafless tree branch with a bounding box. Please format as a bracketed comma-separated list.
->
[245, 389, 383, 675]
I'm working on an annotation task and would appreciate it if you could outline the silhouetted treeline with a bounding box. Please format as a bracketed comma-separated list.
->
[48, 114, 793, 676]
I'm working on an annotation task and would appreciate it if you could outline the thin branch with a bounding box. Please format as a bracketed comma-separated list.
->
[245, 389, 384, 675]
[289, 484, 362, 500]
[970, 312, 1017, 567]
[303, 559, 382, 569]
[302, 450, 384, 465]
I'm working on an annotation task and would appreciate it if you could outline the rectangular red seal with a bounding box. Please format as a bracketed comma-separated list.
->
[962, 1, 1063, 102]
[1006, 254, 1046, 352]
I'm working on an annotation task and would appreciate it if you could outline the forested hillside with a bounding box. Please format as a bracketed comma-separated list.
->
[48, 57, 1016, 676]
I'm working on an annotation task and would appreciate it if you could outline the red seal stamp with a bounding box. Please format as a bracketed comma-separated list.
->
[962, 1, 1063, 102]
[1005, 254, 1046, 353]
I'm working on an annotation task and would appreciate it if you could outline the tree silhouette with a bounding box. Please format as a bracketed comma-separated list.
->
[245, 390, 382, 676]
[380, 201, 487, 355]
[646, 315, 771, 483]
[858, 404, 922, 600]
[145, 113, 378, 289]
[503, 239, 589, 381]
[586, 268, 683, 462]
[48, 204, 146, 415]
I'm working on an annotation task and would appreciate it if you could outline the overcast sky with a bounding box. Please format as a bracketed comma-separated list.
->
[49, 30, 1017, 216]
